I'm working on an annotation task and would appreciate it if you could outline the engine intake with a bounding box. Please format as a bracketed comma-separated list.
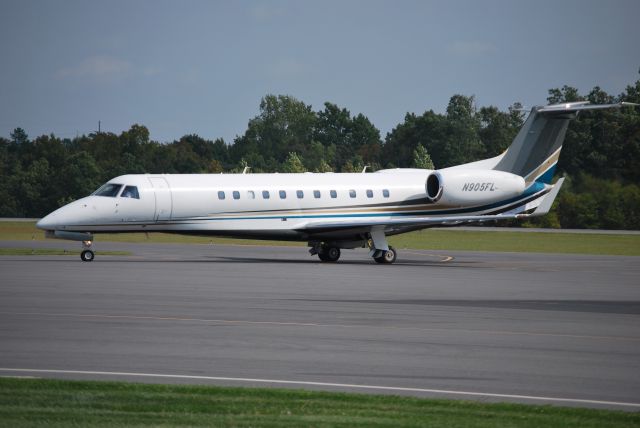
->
[425, 169, 525, 206]
[426, 172, 443, 202]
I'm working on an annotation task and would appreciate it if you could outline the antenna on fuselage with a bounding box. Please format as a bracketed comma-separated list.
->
[361, 165, 369, 173]
[242, 166, 251, 174]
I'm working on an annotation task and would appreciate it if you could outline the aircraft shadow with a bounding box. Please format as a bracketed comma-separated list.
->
[5, 255, 477, 268]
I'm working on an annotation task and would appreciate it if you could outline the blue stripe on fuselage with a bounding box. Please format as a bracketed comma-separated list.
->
[166, 182, 547, 223]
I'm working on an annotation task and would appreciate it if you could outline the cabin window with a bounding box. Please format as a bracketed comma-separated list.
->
[121, 186, 139, 199]
[247, 190, 255, 199]
[232, 191, 240, 200]
[93, 183, 123, 197]
[383, 189, 390, 198]
[218, 191, 225, 200]
[330, 190, 337, 198]
[349, 189, 356, 198]
[296, 190, 304, 199]
[366, 189, 373, 198]
[262, 190, 270, 199]
[313, 190, 321, 198]
[279, 190, 287, 199]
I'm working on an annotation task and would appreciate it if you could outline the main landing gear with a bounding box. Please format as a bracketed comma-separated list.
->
[317, 245, 341, 262]
[367, 227, 397, 264]
[308, 229, 399, 264]
[80, 240, 95, 262]
[373, 246, 397, 264]
[309, 242, 342, 262]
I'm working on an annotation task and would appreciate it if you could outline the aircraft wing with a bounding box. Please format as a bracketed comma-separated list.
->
[301, 178, 564, 232]
[303, 212, 524, 232]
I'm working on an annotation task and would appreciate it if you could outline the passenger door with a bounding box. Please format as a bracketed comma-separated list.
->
[148, 177, 173, 221]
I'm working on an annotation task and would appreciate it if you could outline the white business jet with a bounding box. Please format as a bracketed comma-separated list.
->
[37, 101, 635, 263]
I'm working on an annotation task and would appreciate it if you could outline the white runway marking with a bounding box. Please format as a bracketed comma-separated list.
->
[1, 368, 638, 409]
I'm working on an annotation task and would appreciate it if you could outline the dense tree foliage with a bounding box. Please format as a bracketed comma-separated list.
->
[1, 76, 639, 229]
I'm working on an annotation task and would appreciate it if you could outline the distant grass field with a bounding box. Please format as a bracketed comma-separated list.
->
[0, 378, 637, 428]
[1, 221, 639, 256]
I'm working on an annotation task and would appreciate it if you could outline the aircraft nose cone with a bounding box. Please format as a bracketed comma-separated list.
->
[36, 213, 58, 230]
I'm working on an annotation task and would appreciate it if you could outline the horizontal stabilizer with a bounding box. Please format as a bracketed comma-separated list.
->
[538, 101, 638, 114]
[527, 177, 565, 217]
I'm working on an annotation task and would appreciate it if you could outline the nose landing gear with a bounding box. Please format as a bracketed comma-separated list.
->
[80, 240, 95, 262]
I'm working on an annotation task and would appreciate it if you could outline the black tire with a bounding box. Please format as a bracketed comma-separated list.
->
[318, 246, 340, 262]
[374, 246, 397, 264]
[384, 246, 397, 264]
[326, 246, 340, 262]
[80, 250, 94, 262]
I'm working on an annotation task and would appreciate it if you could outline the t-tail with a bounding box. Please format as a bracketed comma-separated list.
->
[493, 101, 637, 184]
[425, 101, 636, 216]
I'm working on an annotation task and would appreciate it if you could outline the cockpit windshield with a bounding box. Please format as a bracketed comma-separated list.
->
[121, 186, 139, 199]
[93, 183, 123, 197]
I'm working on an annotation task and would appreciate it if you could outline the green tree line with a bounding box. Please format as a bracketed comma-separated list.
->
[1, 76, 639, 229]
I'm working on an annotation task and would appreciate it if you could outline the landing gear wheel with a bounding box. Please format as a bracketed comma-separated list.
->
[80, 250, 95, 262]
[318, 246, 340, 262]
[374, 246, 397, 264]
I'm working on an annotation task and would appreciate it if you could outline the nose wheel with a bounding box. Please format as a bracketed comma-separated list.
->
[81, 240, 95, 262]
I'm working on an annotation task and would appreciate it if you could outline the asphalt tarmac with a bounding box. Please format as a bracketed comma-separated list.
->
[0, 240, 639, 410]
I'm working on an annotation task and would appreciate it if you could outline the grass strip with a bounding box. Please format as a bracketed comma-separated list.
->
[1, 221, 638, 256]
[0, 248, 131, 256]
[0, 377, 637, 428]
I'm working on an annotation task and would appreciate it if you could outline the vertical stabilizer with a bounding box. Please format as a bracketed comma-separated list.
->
[493, 106, 575, 184]
[493, 101, 635, 184]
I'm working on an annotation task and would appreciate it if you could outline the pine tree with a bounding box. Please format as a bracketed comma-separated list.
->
[412, 144, 435, 169]
[282, 152, 306, 173]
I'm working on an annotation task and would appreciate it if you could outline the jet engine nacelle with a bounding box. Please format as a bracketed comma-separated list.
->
[426, 169, 525, 206]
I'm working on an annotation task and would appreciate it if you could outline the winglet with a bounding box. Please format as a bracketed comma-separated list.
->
[528, 177, 565, 217]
